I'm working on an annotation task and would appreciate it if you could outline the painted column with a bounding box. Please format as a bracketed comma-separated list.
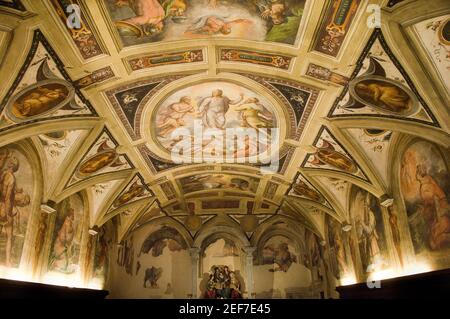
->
[189, 247, 200, 298]
[243, 246, 256, 299]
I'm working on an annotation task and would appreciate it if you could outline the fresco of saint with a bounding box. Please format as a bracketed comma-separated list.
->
[198, 89, 243, 130]
[48, 194, 85, 274]
[0, 148, 32, 268]
[327, 218, 349, 278]
[400, 142, 450, 255]
[309, 139, 357, 174]
[106, 0, 306, 46]
[93, 225, 112, 279]
[351, 188, 388, 274]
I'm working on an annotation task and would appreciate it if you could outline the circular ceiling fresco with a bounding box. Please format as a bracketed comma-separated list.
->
[151, 81, 280, 163]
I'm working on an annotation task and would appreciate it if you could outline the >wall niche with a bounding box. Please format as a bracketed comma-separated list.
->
[199, 238, 244, 299]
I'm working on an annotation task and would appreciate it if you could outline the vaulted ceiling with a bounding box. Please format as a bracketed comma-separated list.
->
[0, 0, 449, 244]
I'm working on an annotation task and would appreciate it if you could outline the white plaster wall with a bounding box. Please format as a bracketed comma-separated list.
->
[253, 263, 312, 298]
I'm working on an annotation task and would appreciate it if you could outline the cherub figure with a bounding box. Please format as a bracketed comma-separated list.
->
[156, 96, 196, 137]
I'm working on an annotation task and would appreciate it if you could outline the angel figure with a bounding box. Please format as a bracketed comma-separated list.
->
[234, 98, 273, 129]
[185, 15, 252, 36]
[156, 96, 196, 137]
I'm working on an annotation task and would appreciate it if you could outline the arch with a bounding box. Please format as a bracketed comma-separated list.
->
[0, 118, 101, 149]
[200, 232, 245, 256]
[251, 214, 307, 246]
[305, 168, 385, 199]
[125, 216, 194, 248]
[283, 200, 325, 239]
[391, 135, 450, 267]
[252, 223, 307, 267]
[0, 138, 43, 275]
[328, 117, 450, 148]
[193, 224, 250, 249]
[286, 196, 344, 224]
[197, 231, 247, 278]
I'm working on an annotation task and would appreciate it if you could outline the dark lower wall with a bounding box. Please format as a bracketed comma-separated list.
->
[336, 269, 450, 299]
[0, 278, 109, 299]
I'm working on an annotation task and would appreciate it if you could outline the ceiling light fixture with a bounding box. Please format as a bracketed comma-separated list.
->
[342, 224, 352, 232]
[379, 195, 394, 207]
[89, 226, 100, 236]
[41, 201, 56, 214]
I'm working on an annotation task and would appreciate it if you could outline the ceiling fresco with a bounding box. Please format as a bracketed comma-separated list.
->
[328, 29, 439, 126]
[0, 0, 449, 292]
[344, 128, 393, 185]
[103, 0, 307, 46]
[412, 14, 450, 95]
[288, 172, 331, 208]
[108, 174, 153, 212]
[153, 81, 278, 162]
[313, 176, 349, 213]
[301, 127, 369, 181]
[178, 173, 260, 194]
[65, 130, 133, 188]
[88, 178, 125, 221]
[0, 31, 96, 133]
[37, 129, 90, 191]
[106, 75, 190, 140]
